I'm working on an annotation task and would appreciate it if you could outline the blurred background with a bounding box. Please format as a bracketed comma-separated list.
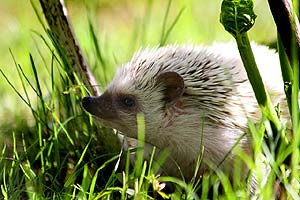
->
[0, 0, 276, 132]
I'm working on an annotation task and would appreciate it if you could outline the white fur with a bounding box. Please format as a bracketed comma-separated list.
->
[104, 42, 284, 179]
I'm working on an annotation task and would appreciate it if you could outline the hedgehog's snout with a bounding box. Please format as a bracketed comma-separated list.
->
[82, 93, 118, 120]
[82, 96, 98, 115]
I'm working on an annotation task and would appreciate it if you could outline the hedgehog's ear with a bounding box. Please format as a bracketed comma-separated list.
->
[157, 72, 184, 105]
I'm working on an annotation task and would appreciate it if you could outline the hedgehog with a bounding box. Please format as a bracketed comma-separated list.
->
[82, 42, 285, 181]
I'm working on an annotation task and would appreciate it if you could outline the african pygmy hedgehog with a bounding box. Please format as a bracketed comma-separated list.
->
[82, 42, 285, 180]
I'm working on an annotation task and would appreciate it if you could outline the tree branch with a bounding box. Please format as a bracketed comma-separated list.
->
[267, 0, 300, 67]
[39, 0, 100, 96]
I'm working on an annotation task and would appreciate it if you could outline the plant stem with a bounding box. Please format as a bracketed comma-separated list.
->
[235, 33, 282, 132]
[278, 34, 293, 115]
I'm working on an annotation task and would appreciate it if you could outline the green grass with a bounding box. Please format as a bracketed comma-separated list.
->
[0, 0, 299, 199]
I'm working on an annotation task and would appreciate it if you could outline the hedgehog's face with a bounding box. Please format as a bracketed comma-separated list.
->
[82, 71, 184, 140]
[82, 91, 140, 136]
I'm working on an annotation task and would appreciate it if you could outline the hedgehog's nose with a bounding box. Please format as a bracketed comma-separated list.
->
[82, 96, 97, 115]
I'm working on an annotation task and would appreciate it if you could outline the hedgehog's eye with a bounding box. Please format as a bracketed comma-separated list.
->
[120, 96, 136, 108]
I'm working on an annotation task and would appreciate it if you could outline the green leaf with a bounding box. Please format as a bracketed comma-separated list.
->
[220, 0, 257, 37]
